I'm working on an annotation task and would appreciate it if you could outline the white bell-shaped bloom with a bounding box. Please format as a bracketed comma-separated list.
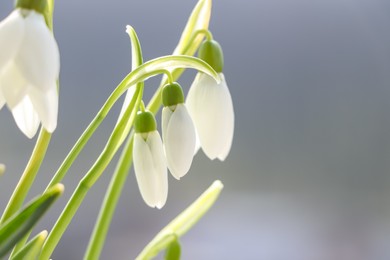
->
[0, 9, 60, 138]
[162, 104, 196, 180]
[186, 72, 234, 161]
[133, 131, 168, 209]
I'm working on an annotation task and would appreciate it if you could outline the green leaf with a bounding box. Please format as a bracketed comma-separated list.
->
[136, 180, 223, 260]
[119, 55, 220, 94]
[0, 184, 64, 258]
[116, 25, 144, 142]
[167, 0, 213, 85]
[11, 230, 48, 260]
[174, 0, 212, 56]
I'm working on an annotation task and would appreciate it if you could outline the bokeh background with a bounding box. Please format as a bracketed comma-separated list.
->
[1, 0, 390, 259]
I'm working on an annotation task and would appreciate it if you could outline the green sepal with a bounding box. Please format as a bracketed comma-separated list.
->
[164, 237, 181, 260]
[198, 40, 224, 73]
[11, 230, 47, 260]
[134, 111, 157, 133]
[0, 184, 63, 257]
[162, 83, 184, 107]
[15, 0, 47, 14]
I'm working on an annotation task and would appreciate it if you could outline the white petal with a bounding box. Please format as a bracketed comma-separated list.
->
[216, 74, 234, 160]
[0, 62, 29, 108]
[163, 104, 196, 179]
[193, 131, 201, 155]
[147, 131, 168, 209]
[0, 88, 5, 109]
[28, 85, 58, 133]
[133, 132, 168, 209]
[11, 96, 40, 138]
[0, 10, 25, 70]
[162, 106, 173, 142]
[15, 11, 59, 91]
[186, 73, 234, 160]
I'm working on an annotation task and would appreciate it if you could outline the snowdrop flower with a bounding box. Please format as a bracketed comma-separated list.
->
[186, 39, 234, 161]
[162, 82, 196, 180]
[0, 5, 60, 138]
[133, 110, 168, 209]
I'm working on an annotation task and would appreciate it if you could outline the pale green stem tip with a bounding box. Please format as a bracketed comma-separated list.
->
[0, 164, 5, 175]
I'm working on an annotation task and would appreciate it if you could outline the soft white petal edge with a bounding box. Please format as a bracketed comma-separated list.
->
[11, 96, 40, 139]
[133, 132, 168, 209]
[0, 89, 5, 109]
[163, 104, 196, 179]
[0, 9, 25, 70]
[28, 86, 58, 133]
[0, 62, 29, 108]
[15, 11, 60, 91]
[186, 73, 234, 160]
[147, 131, 168, 209]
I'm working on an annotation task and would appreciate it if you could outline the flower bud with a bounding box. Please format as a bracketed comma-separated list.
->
[165, 237, 181, 260]
[162, 82, 184, 107]
[15, 0, 47, 14]
[198, 39, 224, 73]
[133, 110, 168, 209]
[134, 110, 157, 133]
[161, 82, 196, 179]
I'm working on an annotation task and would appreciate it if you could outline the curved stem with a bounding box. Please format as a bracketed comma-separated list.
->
[39, 54, 218, 259]
[0, 129, 51, 224]
[83, 134, 134, 260]
[84, 26, 143, 260]
[45, 55, 217, 190]
[40, 86, 142, 260]
[181, 29, 213, 57]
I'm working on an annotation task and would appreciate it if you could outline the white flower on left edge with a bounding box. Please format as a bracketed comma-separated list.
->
[0, 9, 60, 138]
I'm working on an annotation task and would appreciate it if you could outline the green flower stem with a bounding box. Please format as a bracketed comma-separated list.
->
[39, 55, 218, 259]
[84, 25, 144, 260]
[136, 180, 224, 260]
[46, 55, 215, 190]
[39, 85, 142, 260]
[173, 0, 211, 56]
[0, 129, 51, 224]
[181, 29, 213, 55]
[83, 133, 134, 260]
[84, 5, 214, 257]
[84, 86, 162, 260]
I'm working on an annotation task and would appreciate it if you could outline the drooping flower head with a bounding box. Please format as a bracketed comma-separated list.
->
[133, 110, 168, 209]
[0, 0, 60, 138]
[162, 82, 196, 180]
[186, 38, 234, 161]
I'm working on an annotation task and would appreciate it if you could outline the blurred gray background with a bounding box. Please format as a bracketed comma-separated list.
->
[2, 0, 390, 259]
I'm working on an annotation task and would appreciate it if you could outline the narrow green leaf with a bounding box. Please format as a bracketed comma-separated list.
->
[173, 0, 212, 56]
[117, 25, 144, 131]
[136, 180, 223, 260]
[118, 55, 220, 97]
[11, 230, 48, 260]
[0, 184, 64, 258]
[166, 0, 212, 84]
